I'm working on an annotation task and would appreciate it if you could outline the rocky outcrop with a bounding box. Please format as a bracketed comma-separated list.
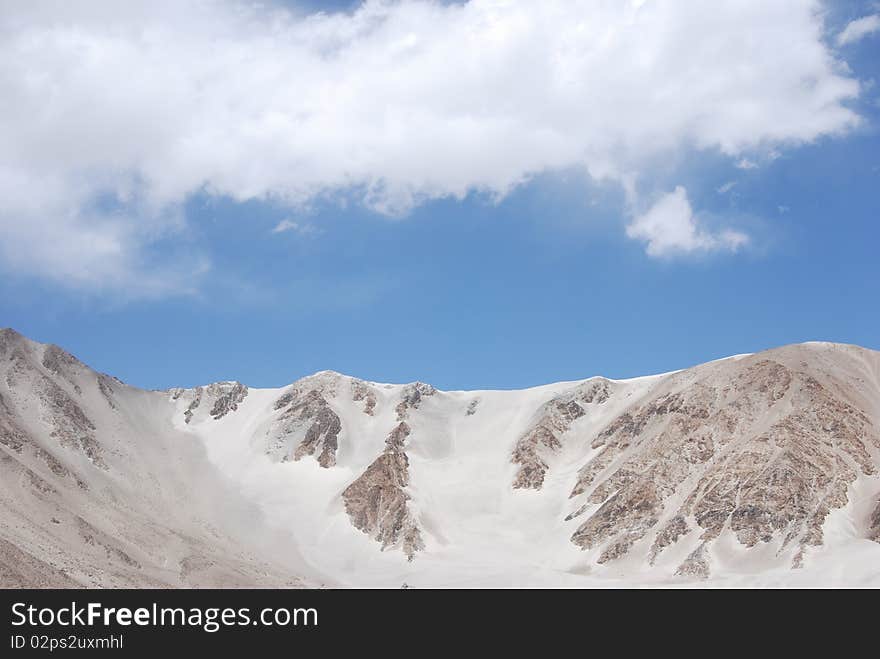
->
[41, 345, 82, 393]
[183, 388, 202, 424]
[42, 378, 102, 465]
[169, 381, 248, 423]
[208, 382, 248, 419]
[385, 421, 411, 452]
[41, 344, 82, 376]
[513, 380, 611, 490]
[0, 407, 27, 454]
[3, 344, 109, 470]
[1, 379, 94, 489]
[569, 355, 880, 575]
[96, 374, 119, 410]
[676, 544, 710, 579]
[649, 515, 689, 564]
[395, 382, 435, 420]
[342, 421, 424, 559]
[0, 328, 22, 355]
[270, 388, 342, 468]
[351, 380, 377, 416]
[871, 502, 880, 543]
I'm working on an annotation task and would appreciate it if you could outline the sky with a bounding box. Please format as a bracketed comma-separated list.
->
[0, 0, 878, 391]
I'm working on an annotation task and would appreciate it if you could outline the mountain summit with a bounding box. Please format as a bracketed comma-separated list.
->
[1, 328, 878, 587]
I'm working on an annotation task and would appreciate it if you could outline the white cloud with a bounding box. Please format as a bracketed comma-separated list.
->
[735, 158, 760, 171]
[271, 219, 317, 235]
[626, 187, 749, 257]
[0, 0, 863, 292]
[717, 181, 738, 194]
[837, 14, 880, 45]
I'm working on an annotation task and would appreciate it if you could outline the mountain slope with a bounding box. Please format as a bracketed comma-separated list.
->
[0, 329, 316, 587]
[2, 328, 879, 587]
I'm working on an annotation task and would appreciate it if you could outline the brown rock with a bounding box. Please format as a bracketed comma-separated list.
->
[342, 422, 423, 559]
[351, 381, 377, 416]
[513, 381, 611, 490]
[270, 388, 343, 469]
[209, 382, 248, 419]
[569, 353, 880, 567]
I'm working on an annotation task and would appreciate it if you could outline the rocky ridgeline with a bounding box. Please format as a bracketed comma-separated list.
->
[41, 344, 86, 394]
[566, 354, 880, 575]
[2, 332, 105, 473]
[207, 382, 248, 419]
[395, 382, 436, 420]
[170, 381, 248, 424]
[1, 329, 311, 588]
[3, 327, 879, 583]
[512, 380, 612, 490]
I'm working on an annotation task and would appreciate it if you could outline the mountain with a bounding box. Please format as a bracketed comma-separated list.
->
[1, 327, 879, 587]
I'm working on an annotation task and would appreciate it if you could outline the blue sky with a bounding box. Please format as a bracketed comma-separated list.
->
[1, 1, 878, 391]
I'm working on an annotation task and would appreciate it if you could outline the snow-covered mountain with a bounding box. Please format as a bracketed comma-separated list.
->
[1, 327, 879, 587]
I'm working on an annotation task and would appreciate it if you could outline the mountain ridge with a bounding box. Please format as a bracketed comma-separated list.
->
[1, 327, 879, 587]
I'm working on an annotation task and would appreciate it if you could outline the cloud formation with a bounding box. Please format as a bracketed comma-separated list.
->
[271, 219, 317, 235]
[837, 14, 880, 45]
[0, 0, 863, 292]
[626, 187, 748, 257]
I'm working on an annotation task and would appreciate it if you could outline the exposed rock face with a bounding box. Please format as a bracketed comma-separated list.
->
[342, 421, 424, 559]
[649, 515, 689, 563]
[512, 380, 611, 490]
[385, 421, 411, 452]
[273, 391, 294, 410]
[208, 382, 248, 419]
[0, 328, 21, 354]
[2, 339, 106, 470]
[183, 388, 202, 424]
[568, 353, 880, 574]
[351, 380, 377, 416]
[0, 404, 27, 453]
[871, 502, 880, 543]
[169, 381, 248, 423]
[270, 387, 342, 468]
[96, 374, 119, 410]
[395, 382, 436, 420]
[676, 544, 710, 579]
[1, 338, 106, 494]
[42, 378, 104, 468]
[41, 345, 85, 394]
